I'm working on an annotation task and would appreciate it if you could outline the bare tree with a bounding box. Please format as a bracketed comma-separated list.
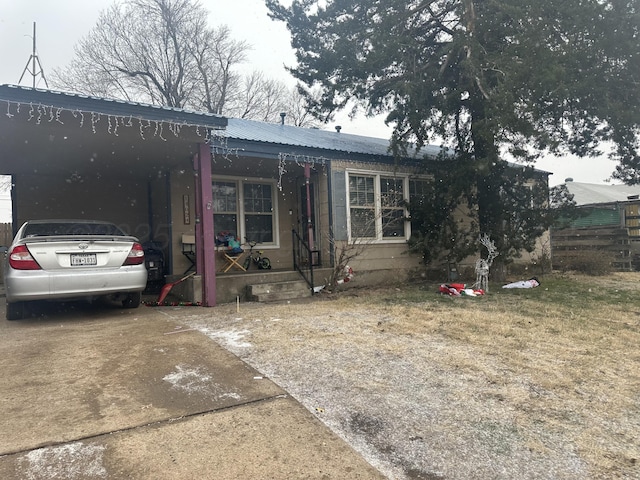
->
[51, 0, 321, 125]
[224, 72, 320, 126]
[51, 0, 249, 113]
[280, 87, 320, 128]
[227, 71, 288, 121]
[191, 25, 249, 114]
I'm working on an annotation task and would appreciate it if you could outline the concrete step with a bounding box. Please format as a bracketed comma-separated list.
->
[248, 280, 311, 302]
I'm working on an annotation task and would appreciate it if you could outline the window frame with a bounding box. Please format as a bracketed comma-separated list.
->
[345, 169, 414, 244]
[211, 176, 280, 248]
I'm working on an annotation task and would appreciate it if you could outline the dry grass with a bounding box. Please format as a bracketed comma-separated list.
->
[181, 272, 640, 479]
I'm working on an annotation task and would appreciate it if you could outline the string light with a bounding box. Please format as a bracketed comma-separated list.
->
[277, 152, 328, 168]
[2, 99, 218, 143]
[91, 111, 100, 133]
[36, 104, 43, 124]
[277, 155, 287, 191]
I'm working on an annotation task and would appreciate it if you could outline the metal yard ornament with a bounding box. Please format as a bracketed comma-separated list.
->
[474, 234, 499, 293]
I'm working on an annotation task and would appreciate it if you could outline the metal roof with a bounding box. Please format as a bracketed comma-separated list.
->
[563, 181, 640, 205]
[0, 84, 227, 129]
[222, 117, 442, 160]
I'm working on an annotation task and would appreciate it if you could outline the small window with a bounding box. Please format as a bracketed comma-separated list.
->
[244, 183, 274, 243]
[349, 175, 376, 239]
[212, 181, 239, 240]
[380, 177, 405, 238]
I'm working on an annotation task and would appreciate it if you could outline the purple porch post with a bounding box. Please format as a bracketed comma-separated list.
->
[193, 143, 216, 306]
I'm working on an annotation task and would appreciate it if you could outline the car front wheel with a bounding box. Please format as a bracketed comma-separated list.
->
[122, 292, 142, 309]
[6, 301, 27, 321]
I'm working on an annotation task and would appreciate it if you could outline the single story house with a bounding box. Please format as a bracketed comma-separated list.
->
[1, 84, 550, 305]
[1, 85, 449, 305]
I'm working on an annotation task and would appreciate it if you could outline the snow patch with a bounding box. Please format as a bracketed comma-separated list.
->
[162, 365, 244, 400]
[163, 365, 212, 394]
[20, 442, 107, 479]
[201, 328, 252, 349]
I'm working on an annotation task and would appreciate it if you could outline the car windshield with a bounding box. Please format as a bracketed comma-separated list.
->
[23, 222, 126, 237]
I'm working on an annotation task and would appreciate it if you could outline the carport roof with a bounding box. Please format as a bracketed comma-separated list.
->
[0, 84, 227, 129]
[0, 85, 227, 178]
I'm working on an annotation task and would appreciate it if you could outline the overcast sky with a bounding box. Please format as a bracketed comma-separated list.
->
[0, 0, 622, 222]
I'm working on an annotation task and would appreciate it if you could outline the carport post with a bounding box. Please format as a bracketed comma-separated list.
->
[194, 143, 216, 306]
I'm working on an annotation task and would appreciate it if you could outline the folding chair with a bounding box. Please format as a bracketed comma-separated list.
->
[181, 234, 196, 274]
[219, 249, 246, 273]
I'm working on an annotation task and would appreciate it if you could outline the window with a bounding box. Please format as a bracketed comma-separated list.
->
[244, 183, 274, 243]
[380, 177, 405, 238]
[409, 179, 431, 232]
[212, 178, 277, 245]
[347, 171, 413, 242]
[212, 181, 238, 240]
[349, 175, 376, 238]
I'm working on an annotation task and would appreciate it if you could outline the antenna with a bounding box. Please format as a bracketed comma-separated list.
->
[19, 22, 49, 89]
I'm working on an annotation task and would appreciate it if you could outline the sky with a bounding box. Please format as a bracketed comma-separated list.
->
[0, 0, 623, 223]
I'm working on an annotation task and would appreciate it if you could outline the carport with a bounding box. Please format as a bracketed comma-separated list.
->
[0, 84, 227, 306]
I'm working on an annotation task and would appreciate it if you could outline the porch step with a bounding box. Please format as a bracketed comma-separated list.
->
[248, 279, 312, 302]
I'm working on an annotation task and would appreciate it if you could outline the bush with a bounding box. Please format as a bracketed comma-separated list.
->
[553, 250, 615, 276]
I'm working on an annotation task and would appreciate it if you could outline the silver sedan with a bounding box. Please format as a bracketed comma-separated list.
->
[3, 220, 148, 320]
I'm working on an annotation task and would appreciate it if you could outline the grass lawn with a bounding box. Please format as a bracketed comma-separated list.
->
[187, 271, 640, 478]
[352, 272, 640, 477]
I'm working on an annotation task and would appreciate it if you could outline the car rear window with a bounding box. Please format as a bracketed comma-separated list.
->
[24, 222, 127, 237]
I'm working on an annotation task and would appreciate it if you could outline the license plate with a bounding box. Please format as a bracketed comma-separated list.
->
[70, 253, 97, 266]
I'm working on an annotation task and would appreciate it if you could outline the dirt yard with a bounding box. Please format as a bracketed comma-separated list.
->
[179, 272, 640, 480]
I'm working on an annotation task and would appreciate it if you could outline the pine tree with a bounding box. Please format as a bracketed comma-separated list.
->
[267, 0, 640, 264]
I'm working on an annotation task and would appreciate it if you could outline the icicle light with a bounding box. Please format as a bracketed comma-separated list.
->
[2, 99, 219, 143]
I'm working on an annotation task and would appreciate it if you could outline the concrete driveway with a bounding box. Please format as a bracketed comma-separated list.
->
[0, 296, 384, 479]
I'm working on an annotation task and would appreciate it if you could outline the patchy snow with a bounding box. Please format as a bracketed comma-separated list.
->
[163, 364, 241, 400]
[163, 365, 212, 394]
[199, 327, 252, 349]
[19, 442, 106, 479]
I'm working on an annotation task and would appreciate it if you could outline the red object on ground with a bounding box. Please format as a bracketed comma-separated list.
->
[157, 272, 196, 304]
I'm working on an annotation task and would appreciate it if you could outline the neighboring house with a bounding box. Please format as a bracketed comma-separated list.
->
[552, 181, 640, 270]
[0, 84, 550, 305]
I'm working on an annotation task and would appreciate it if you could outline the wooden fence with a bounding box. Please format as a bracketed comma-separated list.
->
[1, 222, 13, 247]
[552, 226, 640, 271]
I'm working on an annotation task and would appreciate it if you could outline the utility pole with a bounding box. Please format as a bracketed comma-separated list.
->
[19, 22, 48, 89]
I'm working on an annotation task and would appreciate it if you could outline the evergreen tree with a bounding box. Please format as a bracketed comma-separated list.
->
[267, 0, 640, 264]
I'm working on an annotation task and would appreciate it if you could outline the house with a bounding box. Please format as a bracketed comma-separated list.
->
[552, 180, 640, 270]
[0, 85, 447, 305]
[1, 84, 551, 305]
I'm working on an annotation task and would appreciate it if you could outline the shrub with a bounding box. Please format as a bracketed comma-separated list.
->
[553, 250, 615, 276]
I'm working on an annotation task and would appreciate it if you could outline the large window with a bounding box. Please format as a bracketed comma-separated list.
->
[348, 171, 417, 242]
[212, 179, 276, 245]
